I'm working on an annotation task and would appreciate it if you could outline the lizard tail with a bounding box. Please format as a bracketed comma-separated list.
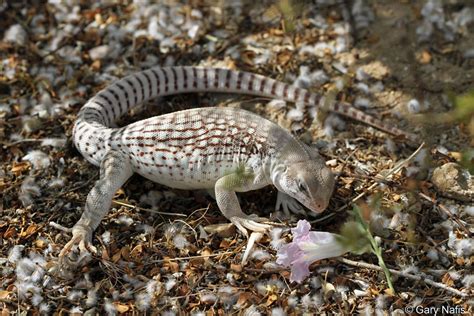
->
[73, 67, 418, 164]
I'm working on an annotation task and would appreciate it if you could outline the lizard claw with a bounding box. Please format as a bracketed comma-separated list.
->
[58, 225, 95, 268]
[275, 192, 306, 216]
[230, 215, 272, 238]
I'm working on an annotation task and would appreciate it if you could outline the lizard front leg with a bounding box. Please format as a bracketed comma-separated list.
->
[59, 150, 133, 262]
[214, 173, 271, 237]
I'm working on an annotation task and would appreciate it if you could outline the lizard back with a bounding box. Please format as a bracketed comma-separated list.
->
[112, 107, 293, 189]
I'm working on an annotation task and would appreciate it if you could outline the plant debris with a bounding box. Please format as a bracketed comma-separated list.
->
[0, 1, 473, 314]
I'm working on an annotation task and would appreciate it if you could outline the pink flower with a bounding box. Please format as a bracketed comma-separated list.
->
[276, 220, 348, 283]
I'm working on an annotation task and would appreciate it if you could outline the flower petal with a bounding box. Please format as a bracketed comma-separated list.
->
[289, 259, 310, 283]
[291, 220, 311, 242]
[276, 243, 302, 267]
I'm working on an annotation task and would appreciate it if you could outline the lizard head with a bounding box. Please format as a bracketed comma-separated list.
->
[273, 155, 335, 213]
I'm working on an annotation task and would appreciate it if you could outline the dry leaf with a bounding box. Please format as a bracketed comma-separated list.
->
[120, 246, 130, 261]
[219, 239, 230, 249]
[114, 303, 129, 313]
[204, 223, 235, 238]
[20, 223, 38, 238]
[111, 250, 121, 263]
[265, 293, 278, 306]
[130, 244, 143, 258]
[442, 273, 455, 287]
[230, 263, 242, 272]
[277, 50, 292, 66]
[0, 290, 11, 300]
[91, 59, 101, 71]
[241, 51, 256, 66]
[11, 162, 30, 176]
[35, 238, 47, 249]
[3, 227, 16, 239]
[236, 292, 253, 307]
[416, 50, 432, 64]
[168, 260, 179, 273]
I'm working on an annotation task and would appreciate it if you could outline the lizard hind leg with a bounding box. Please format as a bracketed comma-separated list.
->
[58, 150, 133, 266]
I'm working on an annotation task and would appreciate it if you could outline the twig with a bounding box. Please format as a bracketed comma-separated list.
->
[112, 200, 187, 217]
[418, 192, 471, 236]
[146, 251, 235, 264]
[338, 258, 469, 298]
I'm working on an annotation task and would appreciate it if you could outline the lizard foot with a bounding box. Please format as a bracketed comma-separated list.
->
[230, 214, 273, 237]
[58, 225, 96, 268]
[275, 192, 306, 216]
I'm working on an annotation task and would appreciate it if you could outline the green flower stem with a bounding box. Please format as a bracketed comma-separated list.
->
[353, 206, 396, 294]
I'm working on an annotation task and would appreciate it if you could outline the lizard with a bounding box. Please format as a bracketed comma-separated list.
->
[59, 66, 417, 261]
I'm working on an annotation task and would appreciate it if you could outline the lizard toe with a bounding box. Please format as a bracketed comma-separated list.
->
[230, 216, 272, 236]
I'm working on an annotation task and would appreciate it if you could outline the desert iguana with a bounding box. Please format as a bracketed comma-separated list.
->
[59, 66, 416, 261]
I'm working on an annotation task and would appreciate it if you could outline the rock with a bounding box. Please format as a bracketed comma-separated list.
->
[431, 163, 474, 202]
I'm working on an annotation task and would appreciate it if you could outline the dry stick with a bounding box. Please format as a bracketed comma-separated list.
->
[417, 227, 451, 259]
[112, 200, 187, 217]
[311, 142, 426, 224]
[146, 251, 235, 264]
[418, 192, 471, 236]
[338, 258, 469, 298]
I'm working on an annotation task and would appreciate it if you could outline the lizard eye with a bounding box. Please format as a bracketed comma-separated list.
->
[298, 181, 308, 195]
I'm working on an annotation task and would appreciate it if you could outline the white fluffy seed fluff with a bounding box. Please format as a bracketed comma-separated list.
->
[286, 108, 304, 122]
[407, 99, 421, 113]
[104, 298, 117, 316]
[39, 303, 50, 313]
[85, 289, 98, 307]
[3, 24, 28, 46]
[140, 190, 164, 209]
[354, 97, 371, 109]
[463, 205, 474, 216]
[243, 305, 261, 316]
[31, 293, 43, 306]
[462, 274, 474, 288]
[267, 99, 287, 111]
[426, 249, 439, 262]
[40, 137, 67, 147]
[19, 177, 41, 207]
[116, 215, 134, 226]
[250, 249, 271, 261]
[136, 292, 152, 311]
[200, 292, 217, 304]
[165, 278, 177, 291]
[172, 234, 189, 249]
[136, 224, 155, 236]
[69, 307, 82, 314]
[455, 239, 474, 257]
[22, 150, 51, 169]
[8, 245, 24, 264]
[271, 307, 286, 316]
[67, 290, 83, 302]
[269, 227, 285, 250]
[101, 231, 111, 245]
